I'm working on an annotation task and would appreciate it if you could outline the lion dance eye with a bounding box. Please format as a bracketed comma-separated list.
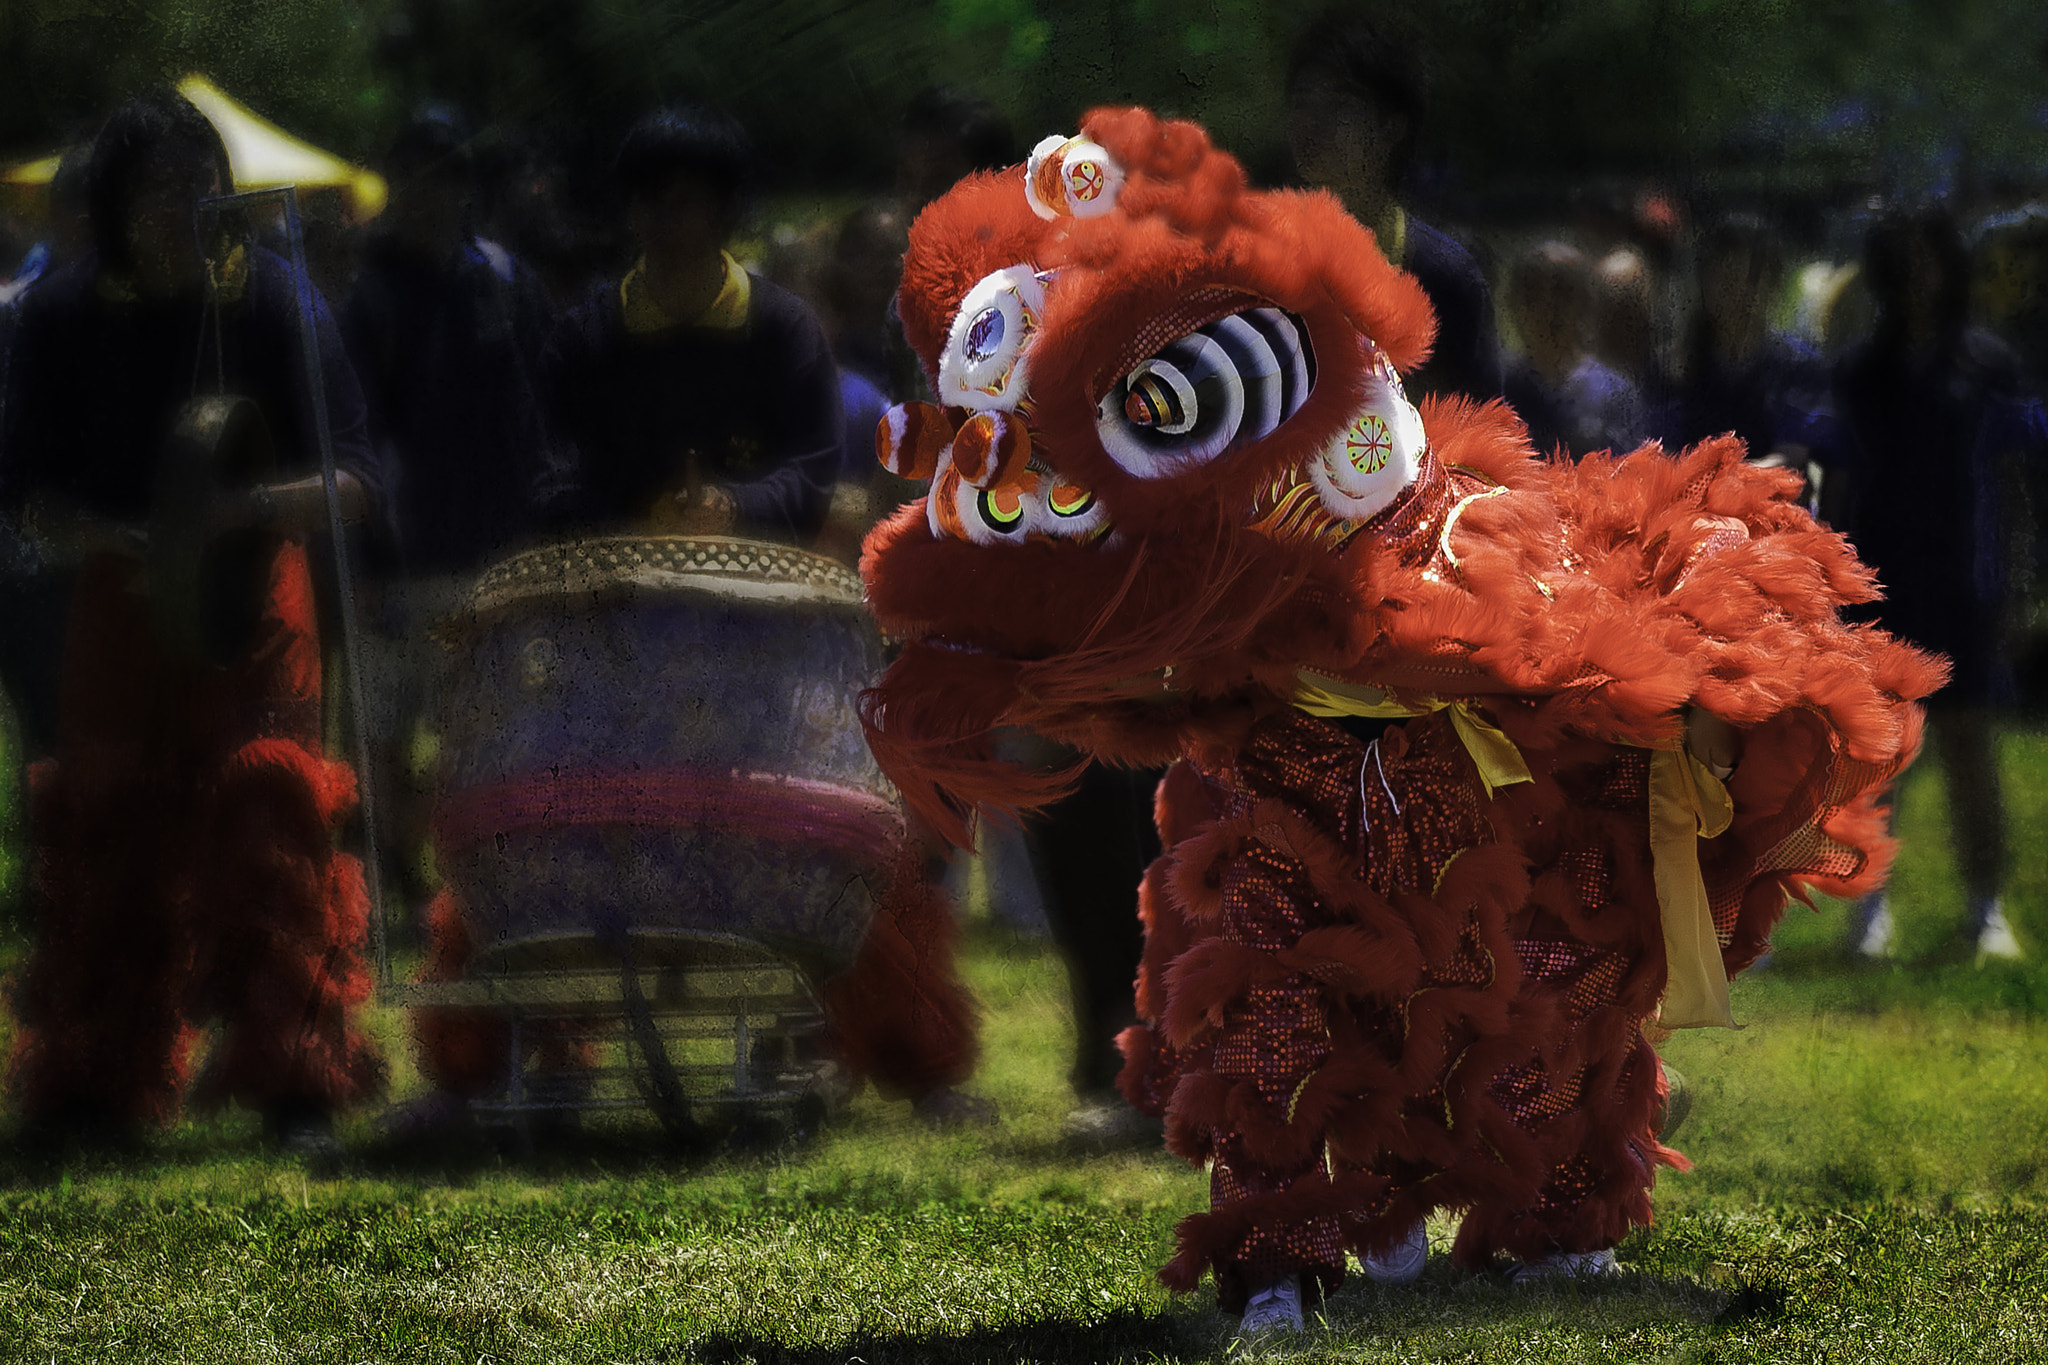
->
[1048, 484, 1096, 518]
[1096, 307, 1315, 479]
[1124, 371, 1192, 431]
[977, 486, 1027, 531]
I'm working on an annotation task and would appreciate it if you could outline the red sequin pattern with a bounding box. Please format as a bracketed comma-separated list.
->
[1187, 708, 1494, 1291]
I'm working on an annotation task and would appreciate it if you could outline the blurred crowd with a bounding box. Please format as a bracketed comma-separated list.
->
[0, 4, 2044, 1148]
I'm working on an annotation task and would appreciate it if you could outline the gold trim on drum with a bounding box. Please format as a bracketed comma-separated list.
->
[467, 536, 867, 617]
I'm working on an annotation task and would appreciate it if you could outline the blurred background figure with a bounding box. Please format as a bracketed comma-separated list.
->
[1502, 238, 1652, 459]
[896, 85, 1017, 214]
[342, 106, 559, 905]
[1592, 246, 1660, 385]
[1836, 204, 2046, 962]
[1969, 202, 2048, 389]
[1286, 1, 1502, 404]
[540, 104, 840, 543]
[0, 88, 388, 1150]
[1970, 204, 2048, 711]
[1591, 243, 1677, 433]
[1668, 214, 1843, 519]
[0, 144, 91, 783]
[473, 130, 613, 314]
[810, 200, 918, 566]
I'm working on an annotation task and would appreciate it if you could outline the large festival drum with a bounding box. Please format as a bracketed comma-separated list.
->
[430, 536, 898, 979]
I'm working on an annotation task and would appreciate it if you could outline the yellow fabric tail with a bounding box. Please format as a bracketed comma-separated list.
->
[1648, 748, 1738, 1030]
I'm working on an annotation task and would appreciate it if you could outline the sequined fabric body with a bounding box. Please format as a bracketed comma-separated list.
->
[1217, 710, 1488, 1298]
[1136, 708, 1685, 1307]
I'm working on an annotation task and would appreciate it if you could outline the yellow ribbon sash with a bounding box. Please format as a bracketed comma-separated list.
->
[1647, 748, 1737, 1029]
[1293, 670, 1738, 1030]
[1292, 673, 1532, 798]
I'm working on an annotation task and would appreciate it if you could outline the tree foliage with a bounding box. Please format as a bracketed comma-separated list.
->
[2, 0, 2043, 203]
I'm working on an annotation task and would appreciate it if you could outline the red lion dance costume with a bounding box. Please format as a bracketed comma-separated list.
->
[8, 543, 381, 1134]
[858, 109, 1940, 1312]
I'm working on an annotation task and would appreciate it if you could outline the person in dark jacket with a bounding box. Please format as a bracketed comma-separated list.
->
[345, 110, 556, 578]
[1502, 239, 1653, 459]
[0, 146, 90, 785]
[540, 106, 841, 543]
[0, 89, 387, 1150]
[342, 109, 560, 903]
[1285, 3, 1504, 404]
[1667, 214, 1843, 518]
[1836, 204, 2042, 962]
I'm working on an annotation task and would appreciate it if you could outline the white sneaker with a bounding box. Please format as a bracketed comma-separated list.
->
[1855, 897, 1895, 958]
[1977, 901, 2024, 961]
[1509, 1247, 1619, 1283]
[1239, 1277, 1304, 1335]
[1360, 1220, 1429, 1284]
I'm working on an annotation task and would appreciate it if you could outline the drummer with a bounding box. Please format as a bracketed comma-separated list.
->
[0, 88, 388, 1153]
[538, 105, 842, 542]
[343, 108, 560, 906]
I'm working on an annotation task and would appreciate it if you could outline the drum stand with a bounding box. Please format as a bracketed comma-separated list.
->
[383, 930, 852, 1151]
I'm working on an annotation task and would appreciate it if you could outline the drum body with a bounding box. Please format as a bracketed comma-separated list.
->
[432, 537, 896, 977]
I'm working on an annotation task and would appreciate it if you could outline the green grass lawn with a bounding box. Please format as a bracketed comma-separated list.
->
[0, 735, 2046, 1361]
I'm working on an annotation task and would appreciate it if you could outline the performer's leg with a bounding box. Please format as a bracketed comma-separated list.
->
[1453, 1018, 1668, 1272]
[188, 543, 382, 1124]
[5, 563, 195, 1135]
[1451, 748, 1677, 1271]
[1024, 761, 1159, 1097]
[411, 886, 512, 1097]
[189, 742, 383, 1122]
[1203, 979, 1344, 1311]
[1159, 845, 1346, 1314]
[1933, 708, 2010, 936]
[1847, 798, 1903, 957]
[820, 842, 983, 1109]
[6, 768, 194, 1133]
[1116, 762, 1223, 1123]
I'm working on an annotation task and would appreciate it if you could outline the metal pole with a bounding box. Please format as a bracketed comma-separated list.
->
[200, 186, 390, 989]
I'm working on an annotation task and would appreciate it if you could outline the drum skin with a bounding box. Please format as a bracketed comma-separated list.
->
[431, 537, 899, 977]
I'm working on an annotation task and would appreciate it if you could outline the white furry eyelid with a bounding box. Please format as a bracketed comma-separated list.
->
[937, 265, 1045, 414]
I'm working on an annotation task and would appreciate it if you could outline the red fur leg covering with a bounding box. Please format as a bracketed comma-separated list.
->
[1153, 713, 1526, 1310]
[411, 887, 509, 1096]
[409, 887, 599, 1098]
[1445, 742, 1690, 1266]
[7, 543, 387, 1125]
[820, 842, 980, 1099]
[1116, 762, 1219, 1119]
[5, 756, 197, 1129]
[186, 741, 383, 1113]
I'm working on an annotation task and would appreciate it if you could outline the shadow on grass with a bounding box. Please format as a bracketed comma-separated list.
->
[672, 1270, 1769, 1365]
[0, 1112, 753, 1191]
[677, 1308, 1181, 1365]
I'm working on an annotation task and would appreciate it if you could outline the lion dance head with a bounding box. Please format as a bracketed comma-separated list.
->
[860, 107, 1523, 843]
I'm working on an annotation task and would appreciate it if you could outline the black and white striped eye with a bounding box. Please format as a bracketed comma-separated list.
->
[1096, 307, 1316, 478]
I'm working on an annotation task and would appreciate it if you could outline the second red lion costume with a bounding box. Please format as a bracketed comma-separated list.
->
[857, 109, 1940, 1311]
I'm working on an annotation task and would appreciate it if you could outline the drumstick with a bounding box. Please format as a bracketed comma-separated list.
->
[683, 448, 704, 509]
